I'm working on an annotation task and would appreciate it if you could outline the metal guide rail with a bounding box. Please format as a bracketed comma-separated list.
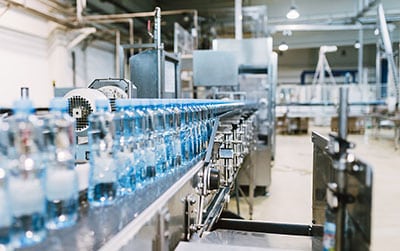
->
[16, 100, 258, 251]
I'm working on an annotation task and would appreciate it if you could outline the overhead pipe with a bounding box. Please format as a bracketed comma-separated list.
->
[351, 0, 379, 23]
[81, 8, 198, 21]
[2, 0, 77, 28]
[36, 0, 75, 16]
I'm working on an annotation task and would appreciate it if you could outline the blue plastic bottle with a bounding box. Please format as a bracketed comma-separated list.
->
[163, 100, 177, 171]
[171, 102, 183, 169]
[7, 99, 47, 247]
[0, 167, 11, 248]
[153, 103, 168, 175]
[43, 98, 79, 229]
[131, 100, 146, 187]
[112, 99, 135, 196]
[141, 101, 158, 179]
[88, 99, 117, 207]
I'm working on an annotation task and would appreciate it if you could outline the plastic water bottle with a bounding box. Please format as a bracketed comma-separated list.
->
[43, 98, 79, 229]
[171, 102, 182, 169]
[323, 207, 336, 251]
[7, 99, 47, 247]
[141, 101, 158, 180]
[0, 167, 11, 248]
[131, 101, 146, 187]
[181, 102, 193, 164]
[88, 99, 117, 207]
[163, 101, 177, 170]
[198, 102, 209, 157]
[153, 103, 168, 175]
[112, 99, 135, 196]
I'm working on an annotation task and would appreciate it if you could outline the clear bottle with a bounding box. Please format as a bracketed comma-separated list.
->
[7, 99, 47, 247]
[181, 102, 193, 165]
[323, 206, 336, 251]
[88, 99, 117, 207]
[163, 100, 176, 171]
[112, 99, 135, 196]
[0, 167, 12, 248]
[153, 103, 168, 175]
[141, 101, 158, 180]
[171, 102, 182, 169]
[42, 98, 79, 229]
[131, 101, 146, 187]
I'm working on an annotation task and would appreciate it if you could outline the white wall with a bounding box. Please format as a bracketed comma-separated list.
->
[0, 8, 115, 108]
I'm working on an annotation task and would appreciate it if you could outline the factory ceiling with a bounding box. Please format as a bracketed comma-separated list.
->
[59, 0, 400, 50]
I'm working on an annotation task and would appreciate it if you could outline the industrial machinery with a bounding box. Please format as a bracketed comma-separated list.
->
[62, 78, 136, 161]
[196, 37, 277, 196]
[312, 88, 373, 251]
[19, 99, 265, 251]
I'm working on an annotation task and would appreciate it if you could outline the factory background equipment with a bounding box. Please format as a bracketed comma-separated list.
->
[61, 78, 136, 161]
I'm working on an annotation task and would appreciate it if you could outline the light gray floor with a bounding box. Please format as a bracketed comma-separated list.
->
[229, 126, 400, 250]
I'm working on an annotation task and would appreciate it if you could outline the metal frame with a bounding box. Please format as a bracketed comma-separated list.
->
[312, 87, 373, 251]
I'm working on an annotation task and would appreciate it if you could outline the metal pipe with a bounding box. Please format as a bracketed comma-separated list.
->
[376, 41, 382, 99]
[115, 29, 120, 78]
[155, 7, 162, 98]
[47, 0, 72, 9]
[76, 0, 83, 23]
[154, 7, 161, 50]
[119, 45, 125, 79]
[82, 9, 198, 22]
[338, 87, 349, 139]
[72, 50, 76, 87]
[193, 10, 198, 49]
[335, 86, 349, 251]
[234, 0, 242, 39]
[36, 0, 74, 15]
[129, 19, 134, 55]
[358, 27, 364, 85]
[3, 0, 76, 28]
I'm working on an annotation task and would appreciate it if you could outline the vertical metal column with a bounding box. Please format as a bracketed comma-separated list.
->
[338, 87, 349, 139]
[235, 0, 242, 39]
[154, 7, 162, 98]
[376, 42, 381, 99]
[358, 27, 364, 85]
[335, 87, 349, 251]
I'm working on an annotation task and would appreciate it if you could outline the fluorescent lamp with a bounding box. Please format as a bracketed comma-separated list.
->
[286, 6, 300, 19]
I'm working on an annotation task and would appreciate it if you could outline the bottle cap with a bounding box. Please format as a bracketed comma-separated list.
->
[12, 99, 34, 114]
[50, 98, 68, 112]
[115, 99, 130, 109]
[95, 99, 110, 111]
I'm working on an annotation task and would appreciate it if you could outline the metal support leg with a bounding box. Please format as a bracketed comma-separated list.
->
[235, 177, 241, 216]
[335, 87, 349, 251]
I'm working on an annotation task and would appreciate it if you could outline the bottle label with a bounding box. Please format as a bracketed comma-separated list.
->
[46, 169, 77, 200]
[93, 156, 117, 183]
[9, 178, 45, 217]
[0, 189, 11, 227]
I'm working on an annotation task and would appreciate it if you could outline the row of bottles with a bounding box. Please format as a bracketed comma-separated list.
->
[0, 97, 243, 249]
[87, 98, 225, 206]
[0, 98, 78, 249]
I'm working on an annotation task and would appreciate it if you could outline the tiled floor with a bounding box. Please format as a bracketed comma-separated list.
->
[229, 126, 400, 250]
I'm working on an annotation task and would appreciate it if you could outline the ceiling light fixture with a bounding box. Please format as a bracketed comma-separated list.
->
[278, 42, 289, 51]
[286, 4, 300, 19]
[354, 40, 360, 49]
